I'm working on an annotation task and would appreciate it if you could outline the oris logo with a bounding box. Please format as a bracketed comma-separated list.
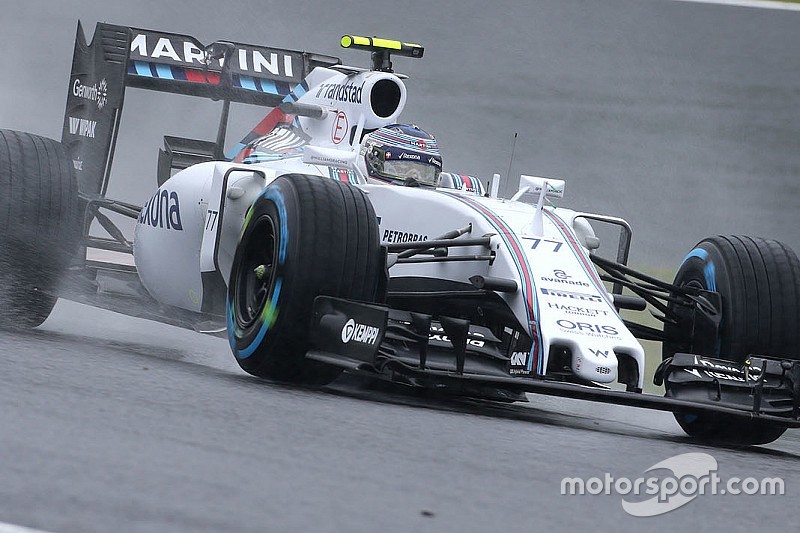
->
[341, 318, 380, 345]
[556, 319, 619, 337]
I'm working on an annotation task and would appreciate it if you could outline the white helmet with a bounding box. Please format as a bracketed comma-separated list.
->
[359, 124, 442, 187]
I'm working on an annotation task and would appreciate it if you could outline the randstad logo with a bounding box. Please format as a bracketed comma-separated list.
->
[560, 452, 784, 517]
[340, 318, 379, 345]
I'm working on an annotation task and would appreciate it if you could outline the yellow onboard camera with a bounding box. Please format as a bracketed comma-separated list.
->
[340, 35, 423, 72]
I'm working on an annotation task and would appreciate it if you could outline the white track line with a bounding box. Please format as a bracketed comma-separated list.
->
[672, 0, 800, 10]
[0, 522, 53, 533]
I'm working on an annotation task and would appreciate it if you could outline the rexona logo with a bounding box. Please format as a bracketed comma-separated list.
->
[315, 81, 365, 104]
[138, 189, 183, 231]
[341, 318, 380, 345]
[72, 78, 108, 110]
[68, 117, 97, 138]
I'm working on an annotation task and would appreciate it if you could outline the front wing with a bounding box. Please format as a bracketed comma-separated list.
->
[308, 296, 800, 428]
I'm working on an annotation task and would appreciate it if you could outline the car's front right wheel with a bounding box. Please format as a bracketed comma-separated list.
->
[663, 235, 800, 445]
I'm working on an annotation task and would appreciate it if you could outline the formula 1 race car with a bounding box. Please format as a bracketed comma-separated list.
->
[1, 22, 799, 446]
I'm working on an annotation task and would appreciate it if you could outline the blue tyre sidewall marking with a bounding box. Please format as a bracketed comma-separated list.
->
[227, 184, 289, 359]
[681, 247, 716, 292]
[681, 246, 720, 354]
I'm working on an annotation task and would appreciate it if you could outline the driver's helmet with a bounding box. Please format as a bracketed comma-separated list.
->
[359, 124, 442, 187]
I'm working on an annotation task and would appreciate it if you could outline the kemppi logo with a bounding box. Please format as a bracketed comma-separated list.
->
[341, 318, 380, 345]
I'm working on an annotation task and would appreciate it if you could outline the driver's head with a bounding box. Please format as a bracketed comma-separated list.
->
[359, 124, 442, 187]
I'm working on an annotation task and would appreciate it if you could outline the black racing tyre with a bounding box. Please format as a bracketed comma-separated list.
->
[0, 129, 80, 328]
[226, 174, 381, 384]
[663, 235, 800, 445]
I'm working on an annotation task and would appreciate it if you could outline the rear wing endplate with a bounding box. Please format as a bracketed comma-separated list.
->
[61, 21, 340, 196]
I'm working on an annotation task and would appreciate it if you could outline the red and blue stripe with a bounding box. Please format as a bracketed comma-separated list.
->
[438, 191, 544, 375]
[543, 210, 614, 307]
[128, 60, 294, 96]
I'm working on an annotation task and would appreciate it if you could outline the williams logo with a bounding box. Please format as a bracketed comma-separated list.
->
[341, 318, 380, 345]
[68, 117, 97, 138]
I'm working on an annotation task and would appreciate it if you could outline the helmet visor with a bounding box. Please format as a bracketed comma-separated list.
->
[380, 159, 440, 187]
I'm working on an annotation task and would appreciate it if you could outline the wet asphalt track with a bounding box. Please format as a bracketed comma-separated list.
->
[2, 301, 799, 532]
[1, 0, 800, 531]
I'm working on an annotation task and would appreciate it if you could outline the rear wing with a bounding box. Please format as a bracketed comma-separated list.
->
[61, 21, 340, 196]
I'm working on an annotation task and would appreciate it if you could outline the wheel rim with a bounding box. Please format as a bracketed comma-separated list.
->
[234, 215, 278, 329]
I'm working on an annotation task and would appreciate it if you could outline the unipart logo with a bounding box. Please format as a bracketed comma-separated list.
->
[72, 78, 108, 110]
[341, 318, 380, 345]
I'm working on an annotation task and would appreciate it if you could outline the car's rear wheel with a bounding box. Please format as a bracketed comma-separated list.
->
[0, 129, 80, 328]
[663, 235, 800, 445]
[226, 174, 382, 384]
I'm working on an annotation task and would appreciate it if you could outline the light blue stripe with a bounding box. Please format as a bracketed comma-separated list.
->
[155, 64, 174, 79]
[134, 61, 153, 77]
[259, 79, 277, 94]
[293, 83, 307, 99]
[239, 75, 257, 91]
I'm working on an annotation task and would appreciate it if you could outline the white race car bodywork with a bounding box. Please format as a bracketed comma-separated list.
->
[133, 60, 646, 390]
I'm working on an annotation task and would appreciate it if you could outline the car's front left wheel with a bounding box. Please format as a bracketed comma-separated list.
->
[226, 173, 382, 385]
